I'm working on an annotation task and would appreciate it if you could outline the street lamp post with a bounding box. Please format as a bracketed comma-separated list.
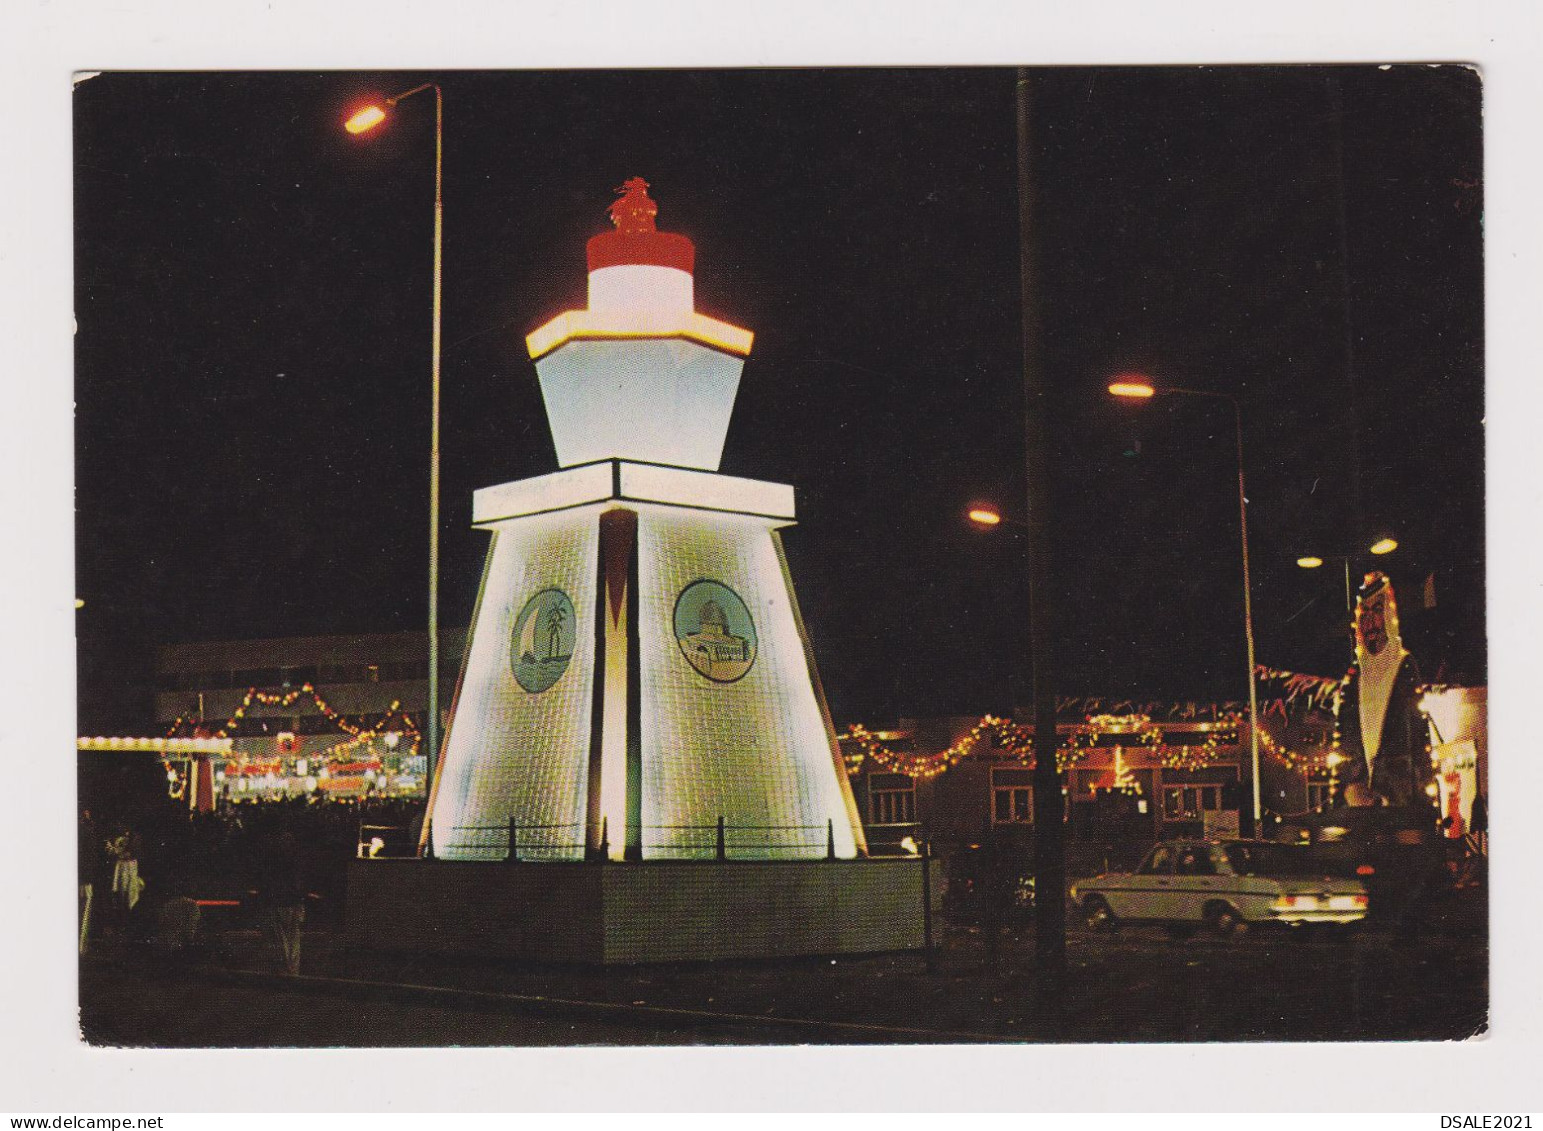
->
[1297, 536, 1398, 612]
[1109, 378, 1263, 837]
[1016, 67, 1066, 983]
[345, 83, 444, 849]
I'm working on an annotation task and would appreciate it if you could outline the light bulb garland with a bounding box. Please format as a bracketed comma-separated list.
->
[844, 712, 1243, 782]
[164, 685, 422, 782]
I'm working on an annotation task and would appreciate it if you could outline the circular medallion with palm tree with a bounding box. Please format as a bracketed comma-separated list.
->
[510, 587, 576, 693]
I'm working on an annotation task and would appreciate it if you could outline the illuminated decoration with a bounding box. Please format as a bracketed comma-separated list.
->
[1417, 684, 1487, 832]
[78, 736, 234, 754]
[1432, 739, 1477, 836]
[1369, 537, 1398, 556]
[967, 507, 1002, 527]
[1297, 556, 1325, 570]
[1354, 571, 1409, 779]
[1254, 726, 1331, 773]
[1107, 747, 1140, 794]
[429, 180, 865, 862]
[525, 310, 753, 362]
[843, 713, 1239, 781]
[160, 691, 423, 797]
[527, 179, 753, 472]
[78, 735, 236, 804]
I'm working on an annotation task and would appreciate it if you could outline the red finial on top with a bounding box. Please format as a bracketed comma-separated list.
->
[587, 176, 695, 274]
[609, 177, 659, 234]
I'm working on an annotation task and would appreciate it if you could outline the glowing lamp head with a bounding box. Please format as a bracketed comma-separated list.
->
[345, 104, 388, 134]
[1297, 556, 1325, 569]
[967, 506, 1003, 528]
[1369, 537, 1398, 556]
[1108, 379, 1156, 399]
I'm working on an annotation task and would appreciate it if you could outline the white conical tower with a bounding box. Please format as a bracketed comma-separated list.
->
[427, 179, 865, 863]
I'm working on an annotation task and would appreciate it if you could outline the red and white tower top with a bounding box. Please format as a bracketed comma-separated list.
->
[526, 178, 752, 361]
[586, 176, 696, 272]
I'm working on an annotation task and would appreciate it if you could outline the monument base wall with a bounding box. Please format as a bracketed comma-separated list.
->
[344, 858, 938, 965]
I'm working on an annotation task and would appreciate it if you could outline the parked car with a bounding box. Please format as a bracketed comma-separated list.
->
[1284, 805, 1454, 924]
[1070, 839, 1369, 935]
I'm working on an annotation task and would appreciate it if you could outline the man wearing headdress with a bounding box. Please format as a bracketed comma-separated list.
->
[1335, 572, 1430, 808]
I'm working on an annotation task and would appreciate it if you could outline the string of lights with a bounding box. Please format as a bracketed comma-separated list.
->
[843, 713, 1244, 781]
[161, 685, 423, 796]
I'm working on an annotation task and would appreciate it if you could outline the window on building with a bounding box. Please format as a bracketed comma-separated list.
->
[1163, 785, 1222, 820]
[992, 768, 1034, 824]
[868, 773, 915, 825]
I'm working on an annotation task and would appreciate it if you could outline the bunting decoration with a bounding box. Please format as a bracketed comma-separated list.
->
[1053, 696, 1246, 721]
[1253, 665, 1347, 712]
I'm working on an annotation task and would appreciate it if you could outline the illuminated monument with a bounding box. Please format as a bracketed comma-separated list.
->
[425, 179, 865, 864]
[352, 180, 922, 964]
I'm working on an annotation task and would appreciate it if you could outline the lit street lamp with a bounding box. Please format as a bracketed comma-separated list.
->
[344, 82, 445, 848]
[1296, 536, 1398, 612]
[966, 503, 1027, 531]
[1109, 376, 1263, 837]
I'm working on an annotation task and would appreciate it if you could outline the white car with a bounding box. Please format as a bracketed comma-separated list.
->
[1070, 839, 1369, 935]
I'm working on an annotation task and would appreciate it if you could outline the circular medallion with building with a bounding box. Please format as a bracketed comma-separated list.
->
[510, 588, 576, 693]
[673, 580, 757, 684]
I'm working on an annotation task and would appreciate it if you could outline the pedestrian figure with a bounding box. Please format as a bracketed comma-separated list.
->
[258, 828, 307, 975]
[78, 808, 102, 954]
[107, 825, 144, 919]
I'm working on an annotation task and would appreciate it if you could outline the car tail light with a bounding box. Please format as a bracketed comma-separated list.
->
[1356, 864, 1375, 876]
[1352, 895, 1368, 908]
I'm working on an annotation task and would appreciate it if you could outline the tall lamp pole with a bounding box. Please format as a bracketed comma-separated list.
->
[1015, 67, 1066, 978]
[1109, 379, 1263, 837]
[345, 83, 444, 844]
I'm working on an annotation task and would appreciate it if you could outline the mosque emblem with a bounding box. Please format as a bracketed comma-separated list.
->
[673, 580, 757, 684]
[510, 588, 576, 693]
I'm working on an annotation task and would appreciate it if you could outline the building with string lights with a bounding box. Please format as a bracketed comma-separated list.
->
[153, 629, 465, 803]
[841, 708, 1262, 858]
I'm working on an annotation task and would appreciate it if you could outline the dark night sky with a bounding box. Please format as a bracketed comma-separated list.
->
[73, 66, 1484, 733]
